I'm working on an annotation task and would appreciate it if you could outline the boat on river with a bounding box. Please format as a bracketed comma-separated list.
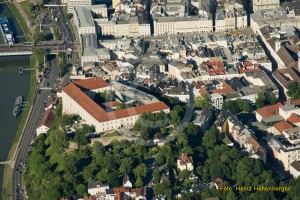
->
[13, 96, 23, 117]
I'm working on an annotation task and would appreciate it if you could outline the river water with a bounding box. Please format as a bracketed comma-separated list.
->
[0, 2, 30, 198]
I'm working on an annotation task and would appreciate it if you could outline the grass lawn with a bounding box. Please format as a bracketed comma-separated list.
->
[102, 131, 120, 137]
[20, 1, 37, 26]
[49, 152, 65, 171]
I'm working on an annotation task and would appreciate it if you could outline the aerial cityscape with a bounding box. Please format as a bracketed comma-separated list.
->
[0, 0, 300, 199]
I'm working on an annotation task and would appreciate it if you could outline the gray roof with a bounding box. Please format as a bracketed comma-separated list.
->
[291, 160, 300, 171]
[74, 7, 95, 28]
[88, 181, 109, 189]
[82, 33, 97, 49]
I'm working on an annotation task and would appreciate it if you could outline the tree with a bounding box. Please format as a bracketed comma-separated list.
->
[226, 191, 238, 200]
[287, 82, 300, 100]
[33, 30, 45, 43]
[74, 133, 88, 149]
[60, 114, 75, 127]
[107, 172, 119, 187]
[153, 180, 172, 199]
[222, 100, 241, 114]
[63, 154, 78, 174]
[195, 94, 212, 110]
[48, 129, 69, 152]
[152, 168, 160, 184]
[33, 48, 48, 68]
[119, 157, 133, 175]
[80, 124, 95, 134]
[255, 92, 265, 109]
[134, 164, 148, 178]
[76, 184, 87, 196]
[256, 92, 278, 108]
[202, 126, 219, 149]
[56, 104, 62, 117]
[96, 169, 108, 182]
[285, 177, 300, 199]
[135, 176, 144, 187]
[93, 142, 105, 158]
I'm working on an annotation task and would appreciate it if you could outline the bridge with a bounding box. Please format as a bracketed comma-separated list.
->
[0, 42, 76, 56]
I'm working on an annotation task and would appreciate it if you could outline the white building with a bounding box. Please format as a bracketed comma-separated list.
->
[252, 0, 280, 11]
[62, 78, 170, 133]
[73, 5, 107, 35]
[88, 181, 110, 196]
[67, 0, 92, 13]
[209, 93, 223, 110]
[36, 108, 56, 136]
[99, 14, 151, 38]
[153, 16, 213, 36]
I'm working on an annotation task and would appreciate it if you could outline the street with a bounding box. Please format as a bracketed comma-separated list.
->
[12, 55, 59, 200]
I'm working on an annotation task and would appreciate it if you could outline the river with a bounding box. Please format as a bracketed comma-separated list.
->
[0, 2, 31, 198]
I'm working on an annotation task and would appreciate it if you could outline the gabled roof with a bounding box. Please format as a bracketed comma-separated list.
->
[272, 68, 300, 88]
[63, 79, 169, 122]
[247, 137, 260, 150]
[37, 108, 56, 129]
[88, 181, 109, 189]
[256, 102, 283, 118]
[273, 121, 293, 134]
[73, 77, 109, 91]
[287, 113, 300, 124]
[277, 46, 298, 68]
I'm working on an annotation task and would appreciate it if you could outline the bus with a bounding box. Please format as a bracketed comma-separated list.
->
[23, 42, 35, 46]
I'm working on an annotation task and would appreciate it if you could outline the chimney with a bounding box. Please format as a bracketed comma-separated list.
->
[275, 40, 281, 52]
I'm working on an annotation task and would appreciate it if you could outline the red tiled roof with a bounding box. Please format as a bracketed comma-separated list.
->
[238, 61, 262, 74]
[287, 113, 300, 124]
[248, 137, 260, 149]
[215, 178, 226, 186]
[256, 102, 283, 118]
[198, 88, 208, 94]
[201, 60, 226, 76]
[212, 82, 234, 94]
[63, 80, 169, 122]
[274, 121, 293, 134]
[291, 99, 300, 106]
[73, 77, 109, 91]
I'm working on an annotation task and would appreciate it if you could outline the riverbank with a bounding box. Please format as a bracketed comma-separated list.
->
[2, 70, 36, 200]
[1, 1, 38, 199]
[6, 2, 32, 41]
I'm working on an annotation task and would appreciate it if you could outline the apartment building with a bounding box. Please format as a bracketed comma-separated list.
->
[252, 0, 280, 12]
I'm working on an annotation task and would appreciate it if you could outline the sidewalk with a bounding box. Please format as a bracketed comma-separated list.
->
[13, 0, 36, 34]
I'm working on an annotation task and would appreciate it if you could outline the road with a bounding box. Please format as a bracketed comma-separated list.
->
[12, 55, 59, 200]
[0, 42, 76, 52]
